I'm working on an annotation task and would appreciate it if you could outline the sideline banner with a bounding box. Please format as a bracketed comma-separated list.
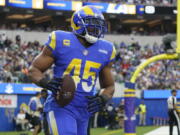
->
[144, 90, 180, 99]
[0, 95, 17, 108]
[7, 0, 43, 9]
[44, 0, 82, 11]
[0, 83, 42, 94]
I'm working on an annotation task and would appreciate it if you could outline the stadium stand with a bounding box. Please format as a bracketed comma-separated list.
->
[0, 34, 179, 89]
[114, 42, 180, 89]
[0, 22, 175, 35]
[73, 0, 177, 6]
[0, 35, 52, 83]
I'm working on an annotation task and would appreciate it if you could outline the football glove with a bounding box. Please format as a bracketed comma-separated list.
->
[38, 77, 62, 95]
[86, 95, 109, 115]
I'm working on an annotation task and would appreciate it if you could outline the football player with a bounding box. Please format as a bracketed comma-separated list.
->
[28, 6, 116, 135]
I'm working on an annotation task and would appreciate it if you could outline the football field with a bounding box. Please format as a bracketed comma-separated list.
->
[0, 126, 158, 135]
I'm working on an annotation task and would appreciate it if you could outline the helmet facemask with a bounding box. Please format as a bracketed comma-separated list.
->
[74, 15, 107, 44]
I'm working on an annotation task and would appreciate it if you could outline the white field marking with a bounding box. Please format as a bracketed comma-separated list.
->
[145, 126, 178, 135]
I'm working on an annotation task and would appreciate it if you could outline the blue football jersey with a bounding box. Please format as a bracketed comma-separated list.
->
[44, 30, 116, 111]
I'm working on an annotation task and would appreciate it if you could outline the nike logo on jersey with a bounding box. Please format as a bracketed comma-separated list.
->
[98, 49, 108, 54]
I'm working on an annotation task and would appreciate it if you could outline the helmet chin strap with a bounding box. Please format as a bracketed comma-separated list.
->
[73, 31, 98, 44]
[84, 33, 98, 44]
[74, 28, 98, 44]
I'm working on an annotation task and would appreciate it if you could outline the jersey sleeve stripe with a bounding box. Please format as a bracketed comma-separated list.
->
[110, 46, 116, 60]
[49, 111, 59, 135]
[49, 31, 56, 50]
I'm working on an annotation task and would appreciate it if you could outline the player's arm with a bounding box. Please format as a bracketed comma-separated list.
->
[86, 62, 115, 115]
[87, 44, 116, 115]
[28, 46, 54, 85]
[99, 62, 115, 99]
[28, 46, 62, 94]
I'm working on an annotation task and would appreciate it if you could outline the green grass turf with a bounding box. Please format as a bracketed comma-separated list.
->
[0, 126, 158, 135]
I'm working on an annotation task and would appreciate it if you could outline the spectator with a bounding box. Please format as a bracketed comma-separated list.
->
[28, 92, 42, 135]
[105, 103, 117, 129]
[0, 35, 179, 90]
[41, 89, 50, 135]
[117, 99, 125, 128]
[138, 101, 147, 126]
[15, 109, 28, 131]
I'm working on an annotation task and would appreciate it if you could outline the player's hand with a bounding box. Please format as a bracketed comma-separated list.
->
[38, 77, 62, 95]
[86, 95, 109, 115]
[46, 78, 63, 95]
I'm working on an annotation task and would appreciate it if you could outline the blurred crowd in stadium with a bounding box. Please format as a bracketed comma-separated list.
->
[0, 34, 179, 90]
[0, 22, 176, 35]
[113, 41, 180, 90]
[54, 0, 177, 6]
[0, 34, 52, 83]
[86, 0, 176, 6]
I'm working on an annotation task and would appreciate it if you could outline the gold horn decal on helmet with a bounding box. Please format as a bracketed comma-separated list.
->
[71, 14, 80, 30]
[82, 6, 94, 16]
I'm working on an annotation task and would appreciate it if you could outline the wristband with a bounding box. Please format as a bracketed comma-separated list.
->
[100, 94, 110, 103]
[36, 78, 49, 88]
